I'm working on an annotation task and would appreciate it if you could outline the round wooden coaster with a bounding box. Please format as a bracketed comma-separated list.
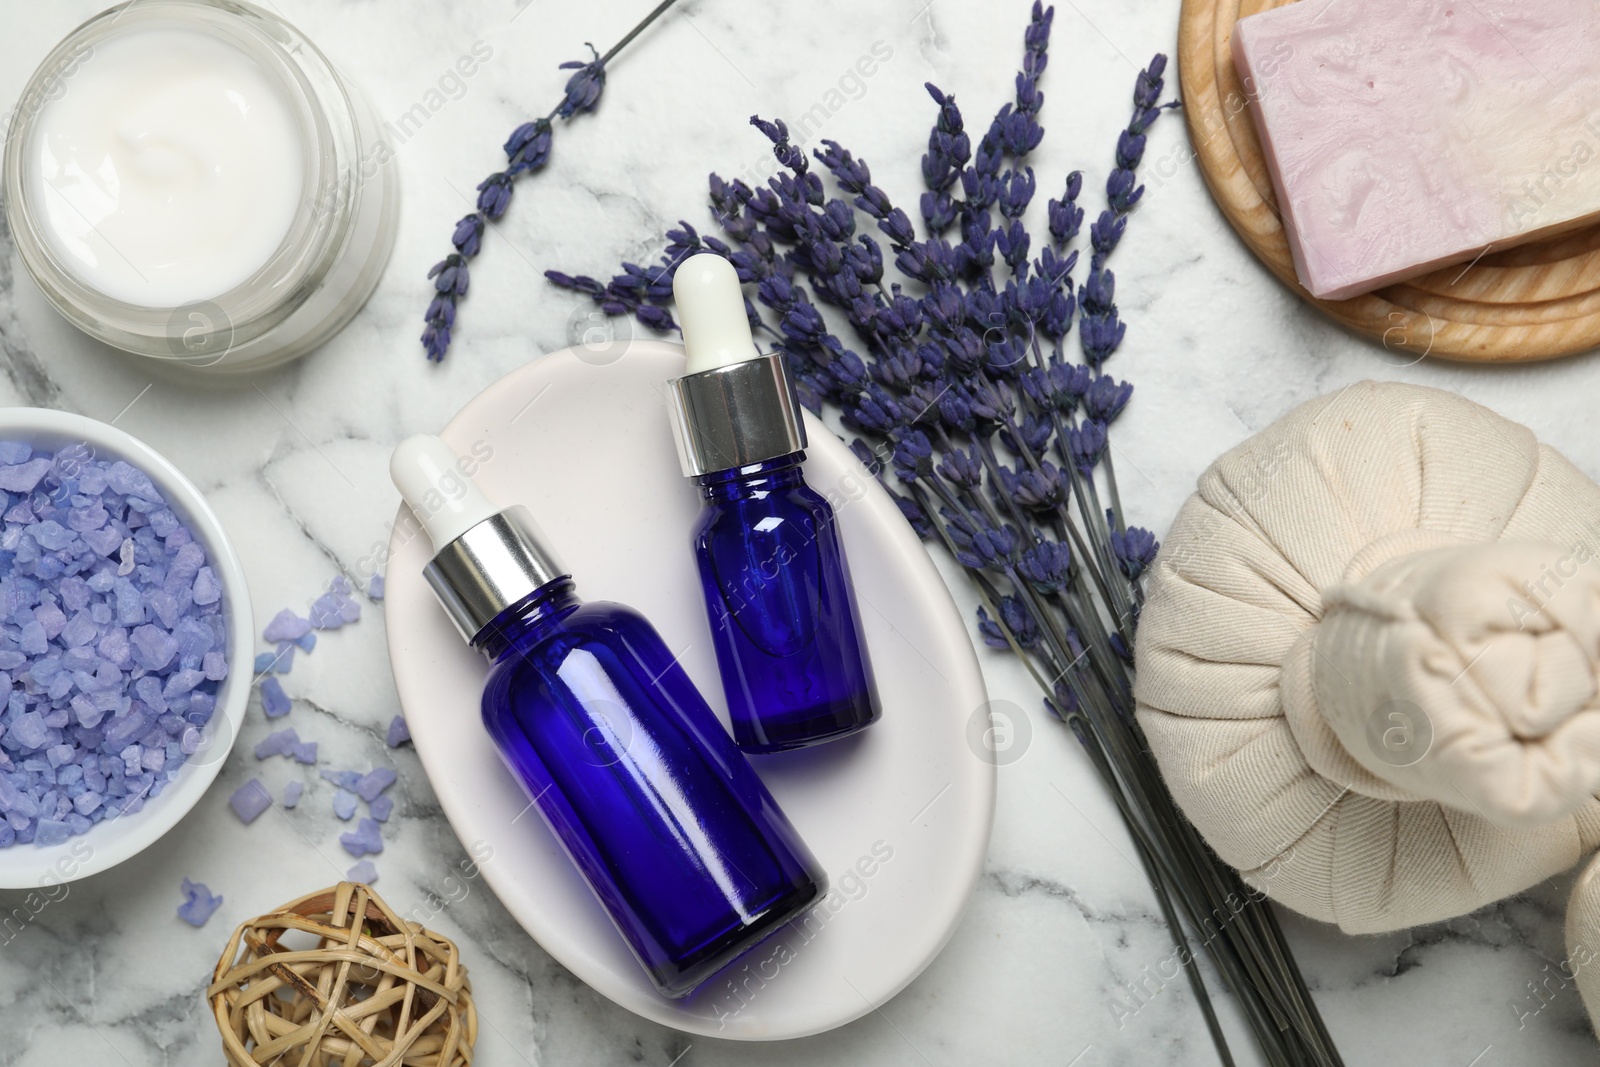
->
[1178, 0, 1600, 363]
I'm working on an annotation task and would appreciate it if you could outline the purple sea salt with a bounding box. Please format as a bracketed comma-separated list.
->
[262, 609, 311, 643]
[177, 878, 222, 927]
[290, 740, 317, 765]
[339, 817, 383, 857]
[346, 859, 378, 884]
[282, 781, 303, 808]
[369, 794, 393, 823]
[367, 575, 384, 601]
[320, 769, 360, 791]
[385, 716, 410, 748]
[332, 789, 357, 820]
[354, 768, 396, 803]
[260, 677, 291, 718]
[294, 631, 316, 652]
[253, 652, 275, 673]
[254, 728, 300, 760]
[229, 779, 271, 824]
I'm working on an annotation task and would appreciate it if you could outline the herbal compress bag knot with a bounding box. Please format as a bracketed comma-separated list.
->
[1134, 381, 1600, 1029]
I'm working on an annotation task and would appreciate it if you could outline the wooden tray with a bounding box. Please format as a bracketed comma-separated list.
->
[1179, 0, 1600, 363]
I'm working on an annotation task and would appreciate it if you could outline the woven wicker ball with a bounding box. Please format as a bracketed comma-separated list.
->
[208, 881, 477, 1066]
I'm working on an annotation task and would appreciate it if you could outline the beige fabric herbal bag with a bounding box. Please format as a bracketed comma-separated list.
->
[1134, 381, 1600, 1030]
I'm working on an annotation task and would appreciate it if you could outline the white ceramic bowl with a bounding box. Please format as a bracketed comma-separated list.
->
[0, 408, 251, 889]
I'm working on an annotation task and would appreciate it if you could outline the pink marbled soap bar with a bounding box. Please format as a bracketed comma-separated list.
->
[1233, 1, 1600, 301]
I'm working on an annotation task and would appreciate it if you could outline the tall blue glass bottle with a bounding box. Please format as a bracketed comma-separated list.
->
[391, 435, 826, 998]
[667, 254, 880, 752]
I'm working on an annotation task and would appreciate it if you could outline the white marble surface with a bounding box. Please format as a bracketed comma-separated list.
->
[1, 0, 1598, 1064]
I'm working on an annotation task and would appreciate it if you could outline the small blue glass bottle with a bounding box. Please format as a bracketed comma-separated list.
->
[667, 254, 880, 752]
[391, 435, 826, 998]
[693, 453, 879, 751]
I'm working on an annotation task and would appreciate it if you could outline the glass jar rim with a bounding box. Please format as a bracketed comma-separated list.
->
[1, 0, 353, 363]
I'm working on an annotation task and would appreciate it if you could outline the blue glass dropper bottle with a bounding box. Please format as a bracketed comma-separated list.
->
[390, 435, 826, 998]
[665, 254, 881, 753]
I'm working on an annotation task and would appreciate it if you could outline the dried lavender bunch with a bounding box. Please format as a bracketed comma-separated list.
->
[420, 0, 681, 361]
[551, 6, 1343, 1064]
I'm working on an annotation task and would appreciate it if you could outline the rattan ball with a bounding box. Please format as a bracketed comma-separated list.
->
[208, 881, 477, 1066]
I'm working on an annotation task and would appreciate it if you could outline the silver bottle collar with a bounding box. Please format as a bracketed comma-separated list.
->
[423, 506, 566, 644]
[665, 352, 807, 478]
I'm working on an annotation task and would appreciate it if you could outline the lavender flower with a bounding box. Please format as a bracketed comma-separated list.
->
[419, 0, 682, 361]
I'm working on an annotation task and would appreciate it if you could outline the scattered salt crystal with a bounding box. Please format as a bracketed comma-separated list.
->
[262, 609, 311, 643]
[290, 740, 317, 765]
[367, 575, 384, 601]
[253, 728, 300, 760]
[177, 878, 223, 927]
[271, 644, 295, 674]
[192, 567, 220, 606]
[260, 677, 291, 719]
[346, 860, 378, 884]
[320, 769, 360, 791]
[354, 768, 396, 803]
[339, 817, 383, 857]
[35, 819, 71, 846]
[369, 795, 393, 823]
[202, 652, 228, 681]
[229, 780, 271, 824]
[294, 632, 316, 652]
[333, 789, 357, 820]
[385, 716, 410, 748]
[253, 652, 275, 674]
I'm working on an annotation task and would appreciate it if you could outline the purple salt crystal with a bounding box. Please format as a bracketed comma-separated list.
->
[308, 593, 344, 630]
[165, 542, 204, 593]
[319, 769, 361, 790]
[229, 779, 271, 823]
[290, 740, 317, 765]
[282, 780, 303, 808]
[66, 503, 108, 532]
[104, 706, 152, 749]
[346, 859, 378, 884]
[73, 791, 101, 815]
[260, 677, 290, 718]
[367, 575, 385, 601]
[338, 596, 360, 624]
[271, 644, 295, 674]
[81, 525, 122, 558]
[333, 788, 357, 820]
[177, 878, 223, 927]
[59, 576, 89, 611]
[29, 521, 75, 551]
[0, 774, 41, 817]
[59, 612, 96, 648]
[294, 631, 316, 652]
[98, 627, 130, 667]
[163, 669, 204, 699]
[385, 716, 410, 748]
[129, 625, 178, 670]
[202, 652, 228, 681]
[369, 794, 393, 822]
[253, 652, 275, 674]
[339, 817, 383, 857]
[18, 620, 46, 655]
[0, 442, 31, 465]
[34, 601, 66, 639]
[253, 728, 299, 760]
[192, 567, 220, 606]
[71, 697, 104, 729]
[0, 458, 52, 493]
[35, 819, 71, 846]
[148, 509, 179, 538]
[104, 461, 160, 502]
[46, 744, 74, 768]
[354, 768, 396, 803]
[262, 609, 311, 642]
[148, 589, 179, 629]
[9, 713, 49, 750]
[134, 676, 167, 715]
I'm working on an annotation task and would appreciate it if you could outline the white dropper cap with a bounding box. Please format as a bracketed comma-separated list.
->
[390, 435, 496, 548]
[674, 252, 760, 374]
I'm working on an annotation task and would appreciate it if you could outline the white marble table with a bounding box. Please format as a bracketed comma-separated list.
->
[1, 0, 1597, 1063]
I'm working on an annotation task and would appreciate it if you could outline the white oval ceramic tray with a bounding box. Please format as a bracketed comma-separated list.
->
[385, 341, 994, 1039]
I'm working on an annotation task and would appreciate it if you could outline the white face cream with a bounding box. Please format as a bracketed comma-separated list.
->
[25, 27, 305, 308]
[5, 0, 397, 374]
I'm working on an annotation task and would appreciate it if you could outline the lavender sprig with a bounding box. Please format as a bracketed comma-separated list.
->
[421, 0, 681, 361]
[556, 7, 1341, 1064]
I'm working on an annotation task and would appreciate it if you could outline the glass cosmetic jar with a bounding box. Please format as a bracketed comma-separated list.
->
[2, 0, 398, 375]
